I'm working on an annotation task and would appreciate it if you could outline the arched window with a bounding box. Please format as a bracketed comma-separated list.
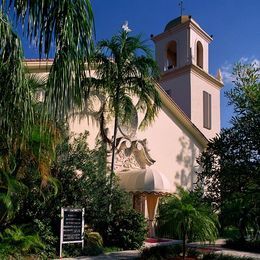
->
[166, 41, 177, 70]
[196, 41, 203, 69]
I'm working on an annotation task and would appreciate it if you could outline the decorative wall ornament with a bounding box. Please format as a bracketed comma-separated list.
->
[114, 137, 156, 171]
[216, 69, 223, 82]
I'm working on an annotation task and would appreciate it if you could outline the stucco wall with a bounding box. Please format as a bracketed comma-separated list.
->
[136, 104, 202, 192]
[190, 71, 221, 140]
[70, 103, 203, 193]
[160, 74, 191, 118]
[189, 29, 209, 72]
[155, 28, 189, 72]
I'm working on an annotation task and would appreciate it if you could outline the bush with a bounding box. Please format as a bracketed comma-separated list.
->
[60, 231, 104, 257]
[157, 187, 218, 257]
[83, 231, 103, 256]
[221, 226, 240, 240]
[6, 132, 145, 256]
[33, 219, 58, 258]
[106, 209, 147, 250]
[140, 244, 182, 260]
[224, 239, 260, 254]
[0, 225, 45, 259]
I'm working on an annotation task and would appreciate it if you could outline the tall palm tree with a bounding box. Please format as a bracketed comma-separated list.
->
[0, 0, 94, 212]
[0, 74, 61, 225]
[1, 0, 94, 127]
[157, 188, 219, 259]
[89, 28, 161, 191]
[0, 11, 32, 143]
[0, 0, 94, 234]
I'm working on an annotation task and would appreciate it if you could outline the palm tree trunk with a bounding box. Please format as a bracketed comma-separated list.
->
[182, 226, 186, 260]
[110, 112, 118, 186]
[109, 85, 120, 213]
[182, 233, 186, 260]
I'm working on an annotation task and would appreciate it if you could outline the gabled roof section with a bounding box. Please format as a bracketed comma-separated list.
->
[24, 60, 209, 148]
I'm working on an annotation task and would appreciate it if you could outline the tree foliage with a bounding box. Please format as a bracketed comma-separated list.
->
[0, 75, 62, 226]
[0, 0, 94, 242]
[1, 0, 94, 121]
[13, 131, 147, 255]
[0, 11, 33, 143]
[88, 29, 161, 188]
[197, 63, 260, 241]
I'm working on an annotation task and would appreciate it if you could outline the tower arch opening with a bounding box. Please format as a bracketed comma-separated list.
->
[196, 41, 203, 69]
[166, 41, 177, 70]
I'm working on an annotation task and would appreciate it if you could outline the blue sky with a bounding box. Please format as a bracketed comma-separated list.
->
[23, 0, 260, 129]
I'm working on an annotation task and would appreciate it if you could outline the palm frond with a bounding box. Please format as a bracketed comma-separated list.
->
[0, 11, 33, 143]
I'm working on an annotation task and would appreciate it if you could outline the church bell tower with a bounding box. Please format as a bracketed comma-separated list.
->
[152, 15, 223, 140]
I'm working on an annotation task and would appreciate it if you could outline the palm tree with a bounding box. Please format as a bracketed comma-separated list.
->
[157, 187, 219, 259]
[0, 74, 61, 225]
[89, 28, 161, 191]
[1, 0, 94, 128]
[0, 3, 95, 249]
[0, 1, 94, 220]
[0, 11, 32, 143]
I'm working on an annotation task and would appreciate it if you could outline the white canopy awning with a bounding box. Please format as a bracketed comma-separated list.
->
[117, 167, 173, 194]
[118, 167, 174, 237]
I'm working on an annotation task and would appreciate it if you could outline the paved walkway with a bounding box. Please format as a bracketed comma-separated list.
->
[63, 250, 139, 259]
[63, 239, 260, 259]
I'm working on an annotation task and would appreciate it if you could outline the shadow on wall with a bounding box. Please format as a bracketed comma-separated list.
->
[175, 135, 199, 190]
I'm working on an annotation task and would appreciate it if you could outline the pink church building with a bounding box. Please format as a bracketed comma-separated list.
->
[26, 15, 223, 235]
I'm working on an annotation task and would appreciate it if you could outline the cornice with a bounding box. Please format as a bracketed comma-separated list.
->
[160, 64, 223, 89]
[25, 60, 53, 73]
[191, 64, 223, 88]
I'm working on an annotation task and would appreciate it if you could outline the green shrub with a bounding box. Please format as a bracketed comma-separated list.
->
[85, 231, 103, 247]
[33, 219, 58, 258]
[140, 244, 182, 260]
[107, 209, 147, 250]
[83, 231, 103, 256]
[62, 231, 104, 257]
[0, 225, 44, 258]
[224, 239, 260, 254]
[221, 226, 240, 240]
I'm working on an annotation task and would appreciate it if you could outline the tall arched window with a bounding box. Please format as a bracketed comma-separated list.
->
[166, 41, 177, 70]
[196, 41, 203, 69]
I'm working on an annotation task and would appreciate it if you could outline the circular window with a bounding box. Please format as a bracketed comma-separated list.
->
[118, 108, 138, 138]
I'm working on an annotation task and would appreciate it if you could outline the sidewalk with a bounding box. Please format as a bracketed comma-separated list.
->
[63, 250, 140, 259]
[63, 239, 260, 259]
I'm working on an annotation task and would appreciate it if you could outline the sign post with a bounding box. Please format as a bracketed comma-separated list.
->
[60, 207, 84, 258]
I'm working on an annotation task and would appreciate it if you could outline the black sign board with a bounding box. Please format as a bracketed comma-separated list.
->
[60, 208, 84, 257]
[63, 210, 83, 241]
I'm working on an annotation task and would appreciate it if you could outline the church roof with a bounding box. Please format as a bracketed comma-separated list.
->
[164, 15, 190, 31]
[151, 15, 212, 44]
